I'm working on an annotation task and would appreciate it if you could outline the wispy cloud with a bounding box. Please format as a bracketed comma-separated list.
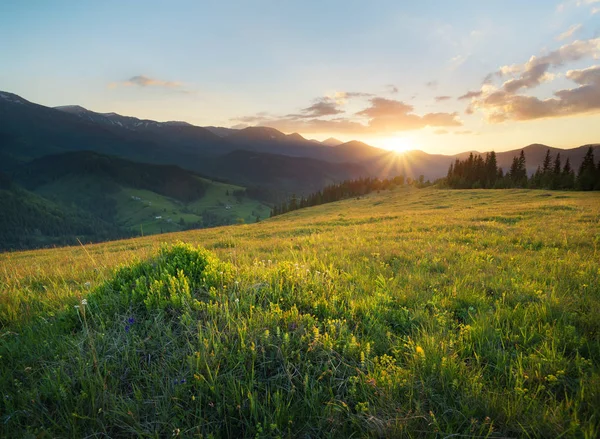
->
[287, 98, 344, 119]
[386, 84, 399, 94]
[435, 96, 452, 102]
[557, 0, 600, 14]
[108, 75, 186, 91]
[458, 90, 483, 100]
[556, 24, 583, 41]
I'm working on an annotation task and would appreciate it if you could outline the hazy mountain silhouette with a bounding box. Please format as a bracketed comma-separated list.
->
[1, 91, 598, 185]
[322, 137, 344, 147]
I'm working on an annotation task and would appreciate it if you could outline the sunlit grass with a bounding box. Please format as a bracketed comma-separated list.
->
[1, 188, 599, 437]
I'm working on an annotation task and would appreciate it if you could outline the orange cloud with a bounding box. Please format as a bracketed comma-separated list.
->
[233, 97, 462, 135]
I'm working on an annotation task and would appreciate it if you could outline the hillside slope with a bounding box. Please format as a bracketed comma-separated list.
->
[3, 151, 271, 250]
[1, 189, 599, 437]
[0, 178, 123, 250]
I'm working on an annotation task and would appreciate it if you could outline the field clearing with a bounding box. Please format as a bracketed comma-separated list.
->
[1, 188, 599, 437]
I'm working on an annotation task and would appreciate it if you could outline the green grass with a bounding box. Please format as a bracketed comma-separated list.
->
[1, 188, 599, 438]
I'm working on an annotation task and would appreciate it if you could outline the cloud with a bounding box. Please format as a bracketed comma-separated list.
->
[458, 90, 483, 100]
[288, 98, 344, 119]
[469, 65, 600, 122]
[448, 54, 468, 69]
[356, 97, 462, 132]
[109, 75, 184, 89]
[558, 0, 600, 13]
[425, 81, 438, 89]
[386, 84, 399, 94]
[339, 91, 374, 99]
[433, 129, 449, 135]
[435, 95, 452, 102]
[232, 97, 462, 135]
[233, 111, 271, 124]
[454, 130, 474, 135]
[496, 38, 600, 93]
[556, 24, 583, 41]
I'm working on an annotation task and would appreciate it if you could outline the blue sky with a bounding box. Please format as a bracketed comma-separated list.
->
[1, 0, 599, 153]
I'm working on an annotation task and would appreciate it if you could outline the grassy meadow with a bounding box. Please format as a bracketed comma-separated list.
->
[1, 188, 599, 438]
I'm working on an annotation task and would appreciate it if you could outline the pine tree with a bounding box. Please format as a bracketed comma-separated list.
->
[551, 153, 561, 189]
[562, 158, 575, 189]
[577, 147, 596, 191]
[485, 151, 498, 188]
[509, 151, 527, 187]
[542, 149, 552, 173]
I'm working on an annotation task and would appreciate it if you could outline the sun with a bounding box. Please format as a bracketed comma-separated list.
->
[380, 137, 413, 154]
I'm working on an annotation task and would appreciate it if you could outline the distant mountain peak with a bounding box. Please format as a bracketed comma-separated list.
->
[0, 91, 29, 105]
[340, 140, 370, 148]
[232, 126, 287, 141]
[322, 137, 344, 147]
[286, 132, 306, 141]
[54, 105, 90, 114]
[523, 143, 552, 150]
[163, 121, 192, 127]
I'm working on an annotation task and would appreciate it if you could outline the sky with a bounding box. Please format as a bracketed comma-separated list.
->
[1, 0, 599, 155]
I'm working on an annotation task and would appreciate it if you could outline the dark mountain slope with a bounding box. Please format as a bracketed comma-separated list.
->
[12, 151, 209, 203]
[198, 150, 368, 194]
[0, 180, 123, 251]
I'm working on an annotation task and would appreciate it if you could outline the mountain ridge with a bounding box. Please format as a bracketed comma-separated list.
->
[1, 91, 598, 183]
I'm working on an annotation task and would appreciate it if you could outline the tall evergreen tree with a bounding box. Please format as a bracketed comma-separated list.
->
[551, 153, 561, 189]
[509, 151, 527, 187]
[577, 147, 596, 191]
[485, 151, 498, 188]
[542, 149, 552, 173]
[562, 158, 575, 190]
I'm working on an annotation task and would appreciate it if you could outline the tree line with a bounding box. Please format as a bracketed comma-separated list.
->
[270, 176, 407, 217]
[445, 147, 600, 190]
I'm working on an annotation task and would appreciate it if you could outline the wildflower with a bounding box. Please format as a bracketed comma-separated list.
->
[416, 346, 425, 357]
[127, 317, 135, 324]
[81, 299, 88, 306]
[74, 305, 80, 309]
[84, 282, 91, 289]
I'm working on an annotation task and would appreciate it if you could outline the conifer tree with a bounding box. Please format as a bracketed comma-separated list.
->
[551, 153, 561, 189]
[542, 149, 552, 173]
[562, 157, 575, 190]
[577, 147, 596, 191]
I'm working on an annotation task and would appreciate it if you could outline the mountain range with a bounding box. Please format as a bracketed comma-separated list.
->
[1, 90, 598, 250]
[2, 91, 598, 187]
